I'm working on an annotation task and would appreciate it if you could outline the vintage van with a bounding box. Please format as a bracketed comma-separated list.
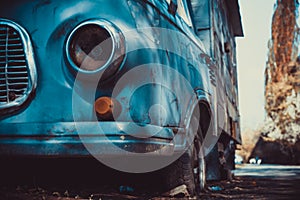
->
[0, 0, 242, 196]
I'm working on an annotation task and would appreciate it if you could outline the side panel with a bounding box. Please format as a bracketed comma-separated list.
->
[190, 0, 241, 143]
[211, 0, 241, 143]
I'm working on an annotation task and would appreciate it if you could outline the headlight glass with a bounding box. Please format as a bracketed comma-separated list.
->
[69, 24, 113, 71]
[66, 19, 125, 79]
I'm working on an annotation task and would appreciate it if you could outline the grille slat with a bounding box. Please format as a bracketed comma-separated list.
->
[0, 43, 23, 47]
[0, 54, 26, 58]
[1, 66, 27, 70]
[0, 24, 30, 104]
[0, 49, 24, 53]
[0, 38, 20, 42]
[0, 68, 28, 73]
[1, 71, 28, 75]
[8, 77, 28, 81]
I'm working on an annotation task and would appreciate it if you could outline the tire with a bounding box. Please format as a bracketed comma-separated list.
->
[162, 116, 206, 197]
[193, 116, 206, 193]
[195, 144, 206, 192]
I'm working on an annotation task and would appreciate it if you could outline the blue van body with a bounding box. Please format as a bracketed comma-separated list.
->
[0, 0, 242, 168]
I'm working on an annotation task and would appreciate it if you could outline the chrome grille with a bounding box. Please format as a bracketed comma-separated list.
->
[0, 25, 28, 103]
[0, 19, 36, 112]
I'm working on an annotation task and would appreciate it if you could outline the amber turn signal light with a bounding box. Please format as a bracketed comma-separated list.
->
[94, 97, 121, 120]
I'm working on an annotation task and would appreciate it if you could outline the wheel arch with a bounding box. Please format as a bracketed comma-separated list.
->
[185, 93, 212, 140]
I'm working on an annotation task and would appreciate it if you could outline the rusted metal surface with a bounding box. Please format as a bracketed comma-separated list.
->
[0, 0, 243, 170]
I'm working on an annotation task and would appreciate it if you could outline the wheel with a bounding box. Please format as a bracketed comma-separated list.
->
[194, 138, 206, 192]
[192, 116, 206, 193]
[162, 116, 206, 197]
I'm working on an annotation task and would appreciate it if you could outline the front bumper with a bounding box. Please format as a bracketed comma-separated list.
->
[0, 122, 184, 157]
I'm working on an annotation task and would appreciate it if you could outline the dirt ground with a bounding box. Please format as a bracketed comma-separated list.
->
[1, 177, 300, 200]
[0, 159, 300, 200]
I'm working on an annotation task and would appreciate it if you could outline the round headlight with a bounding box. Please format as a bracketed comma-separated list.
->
[69, 24, 113, 71]
[66, 19, 125, 78]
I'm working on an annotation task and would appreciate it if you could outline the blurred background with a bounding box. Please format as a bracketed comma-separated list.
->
[236, 0, 300, 164]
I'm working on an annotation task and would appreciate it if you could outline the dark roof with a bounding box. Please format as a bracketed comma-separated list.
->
[225, 0, 244, 37]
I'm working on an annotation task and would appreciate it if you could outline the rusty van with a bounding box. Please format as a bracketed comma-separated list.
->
[0, 0, 243, 196]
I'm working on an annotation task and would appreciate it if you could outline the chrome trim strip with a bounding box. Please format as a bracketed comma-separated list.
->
[0, 18, 37, 111]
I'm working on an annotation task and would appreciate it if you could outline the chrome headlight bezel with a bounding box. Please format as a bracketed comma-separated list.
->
[65, 19, 125, 79]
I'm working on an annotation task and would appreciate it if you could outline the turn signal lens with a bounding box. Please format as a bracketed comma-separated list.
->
[94, 97, 121, 120]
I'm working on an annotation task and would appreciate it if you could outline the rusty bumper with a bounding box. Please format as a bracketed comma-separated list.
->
[0, 122, 184, 157]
